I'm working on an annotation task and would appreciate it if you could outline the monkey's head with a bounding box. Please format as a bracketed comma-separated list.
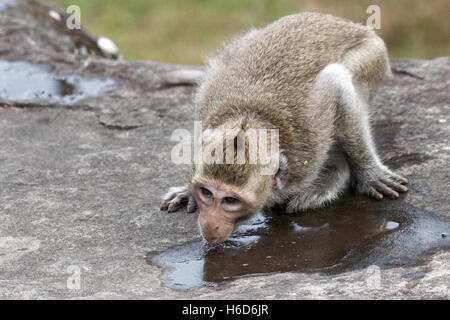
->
[191, 122, 288, 244]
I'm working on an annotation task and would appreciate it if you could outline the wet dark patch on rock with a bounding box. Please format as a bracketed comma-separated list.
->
[373, 119, 403, 153]
[0, 61, 115, 106]
[148, 194, 450, 290]
[0, 0, 16, 12]
[372, 119, 434, 169]
[384, 152, 434, 169]
[391, 67, 425, 80]
[402, 271, 427, 280]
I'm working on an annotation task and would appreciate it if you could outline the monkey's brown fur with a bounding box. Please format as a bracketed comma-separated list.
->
[161, 12, 408, 242]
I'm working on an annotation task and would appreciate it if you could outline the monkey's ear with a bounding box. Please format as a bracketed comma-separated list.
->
[272, 151, 288, 190]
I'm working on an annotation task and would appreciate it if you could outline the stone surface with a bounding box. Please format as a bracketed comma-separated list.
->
[0, 0, 449, 299]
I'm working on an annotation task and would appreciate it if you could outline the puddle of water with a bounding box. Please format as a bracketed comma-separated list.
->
[148, 193, 450, 291]
[0, 61, 115, 105]
[0, 0, 16, 12]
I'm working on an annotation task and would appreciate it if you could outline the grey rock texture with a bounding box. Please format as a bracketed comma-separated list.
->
[0, 0, 448, 299]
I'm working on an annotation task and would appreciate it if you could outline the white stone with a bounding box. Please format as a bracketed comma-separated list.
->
[48, 10, 61, 22]
[97, 37, 119, 57]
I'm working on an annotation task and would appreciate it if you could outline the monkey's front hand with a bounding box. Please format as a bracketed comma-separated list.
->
[351, 164, 408, 200]
[160, 185, 197, 213]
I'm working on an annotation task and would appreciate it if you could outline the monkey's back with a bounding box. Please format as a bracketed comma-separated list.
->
[195, 12, 377, 183]
[196, 12, 374, 119]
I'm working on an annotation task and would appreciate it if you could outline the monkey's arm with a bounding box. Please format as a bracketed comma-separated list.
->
[314, 62, 407, 200]
[284, 148, 350, 213]
[160, 185, 197, 213]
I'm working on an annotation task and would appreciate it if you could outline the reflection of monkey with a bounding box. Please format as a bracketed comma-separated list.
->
[161, 12, 408, 244]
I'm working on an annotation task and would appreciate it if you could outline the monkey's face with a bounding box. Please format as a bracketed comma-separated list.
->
[191, 179, 266, 244]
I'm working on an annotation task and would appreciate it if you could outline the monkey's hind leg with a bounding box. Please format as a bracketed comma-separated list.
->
[315, 61, 408, 200]
[286, 149, 350, 213]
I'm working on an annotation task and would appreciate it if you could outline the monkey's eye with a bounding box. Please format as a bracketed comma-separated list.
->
[223, 197, 239, 204]
[200, 187, 213, 198]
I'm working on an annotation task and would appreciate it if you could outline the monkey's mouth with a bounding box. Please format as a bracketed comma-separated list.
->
[202, 234, 230, 245]
[198, 222, 236, 245]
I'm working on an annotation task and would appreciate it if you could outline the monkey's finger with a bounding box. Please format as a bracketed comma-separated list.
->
[386, 170, 408, 184]
[187, 197, 197, 213]
[167, 194, 189, 212]
[162, 192, 177, 203]
[161, 191, 182, 211]
[360, 185, 384, 200]
[167, 201, 180, 213]
[381, 177, 408, 193]
[160, 201, 170, 211]
[374, 181, 399, 199]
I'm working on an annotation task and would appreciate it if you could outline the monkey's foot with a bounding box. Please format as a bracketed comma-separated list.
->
[351, 165, 408, 200]
[160, 185, 197, 213]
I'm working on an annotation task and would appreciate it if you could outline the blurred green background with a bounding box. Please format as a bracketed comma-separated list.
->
[48, 0, 449, 65]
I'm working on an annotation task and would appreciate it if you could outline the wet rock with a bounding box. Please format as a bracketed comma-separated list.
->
[150, 194, 450, 291]
[0, 61, 115, 106]
[0, 0, 449, 299]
